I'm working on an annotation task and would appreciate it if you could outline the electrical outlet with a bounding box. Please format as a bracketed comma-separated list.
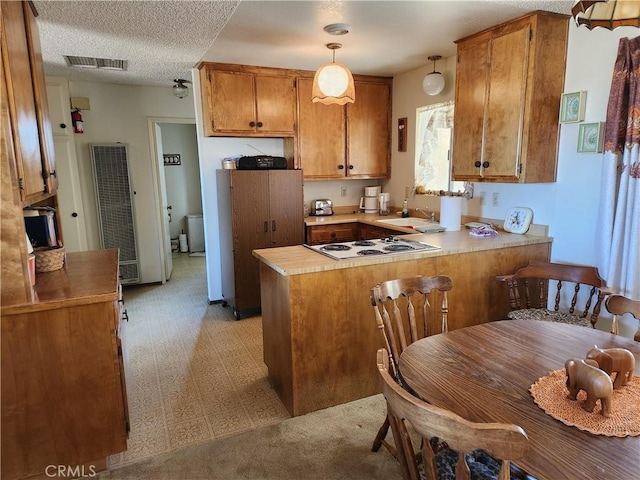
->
[479, 192, 486, 206]
[340, 186, 347, 197]
[492, 192, 500, 207]
[405, 186, 411, 198]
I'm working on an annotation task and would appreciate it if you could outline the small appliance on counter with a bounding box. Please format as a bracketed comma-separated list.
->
[360, 186, 381, 213]
[236, 155, 287, 170]
[310, 199, 333, 216]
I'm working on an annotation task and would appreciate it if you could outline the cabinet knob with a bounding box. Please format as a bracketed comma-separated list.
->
[250, 121, 256, 127]
[60, 123, 67, 129]
[71, 212, 78, 218]
[474, 161, 481, 168]
[348, 165, 354, 170]
[330, 232, 336, 238]
[483, 161, 490, 168]
[257, 122, 263, 128]
[338, 165, 344, 170]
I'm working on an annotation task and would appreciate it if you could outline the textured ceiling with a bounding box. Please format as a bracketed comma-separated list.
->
[34, 0, 575, 88]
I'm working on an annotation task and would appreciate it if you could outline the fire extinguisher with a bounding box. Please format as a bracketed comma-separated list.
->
[71, 109, 84, 134]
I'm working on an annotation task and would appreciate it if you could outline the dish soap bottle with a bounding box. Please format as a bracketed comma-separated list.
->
[401, 199, 409, 218]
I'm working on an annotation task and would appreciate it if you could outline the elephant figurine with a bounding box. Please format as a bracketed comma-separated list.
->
[586, 347, 635, 389]
[565, 358, 613, 417]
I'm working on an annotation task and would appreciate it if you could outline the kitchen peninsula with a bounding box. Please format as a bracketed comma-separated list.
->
[253, 217, 552, 416]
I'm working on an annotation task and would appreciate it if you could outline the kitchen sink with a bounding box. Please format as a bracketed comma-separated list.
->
[376, 217, 445, 232]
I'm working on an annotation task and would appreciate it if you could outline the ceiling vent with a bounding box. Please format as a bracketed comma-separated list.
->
[64, 55, 127, 71]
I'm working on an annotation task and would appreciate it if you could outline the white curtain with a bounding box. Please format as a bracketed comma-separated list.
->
[596, 36, 640, 299]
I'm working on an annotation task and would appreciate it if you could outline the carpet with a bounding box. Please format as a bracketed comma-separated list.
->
[98, 394, 402, 480]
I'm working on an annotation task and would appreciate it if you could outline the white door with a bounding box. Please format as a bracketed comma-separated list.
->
[155, 124, 173, 281]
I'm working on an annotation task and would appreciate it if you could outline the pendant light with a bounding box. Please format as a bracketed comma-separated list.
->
[572, 0, 640, 29]
[312, 43, 355, 105]
[423, 55, 445, 96]
[173, 79, 190, 99]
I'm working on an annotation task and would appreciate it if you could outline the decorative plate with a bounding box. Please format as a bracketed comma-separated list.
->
[503, 207, 533, 234]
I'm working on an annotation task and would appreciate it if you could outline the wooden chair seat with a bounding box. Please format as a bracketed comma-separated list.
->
[377, 348, 529, 480]
[370, 275, 453, 461]
[605, 294, 640, 340]
[496, 261, 610, 328]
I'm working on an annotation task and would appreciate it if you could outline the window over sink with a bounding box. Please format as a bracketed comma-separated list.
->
[415, 101, 462, 193]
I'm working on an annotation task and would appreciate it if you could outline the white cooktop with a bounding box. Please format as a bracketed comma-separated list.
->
[303, 237, 440, 261]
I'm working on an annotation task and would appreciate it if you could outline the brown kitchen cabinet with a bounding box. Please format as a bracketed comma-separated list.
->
[199, 63, 296, 136]
[296, 76, 392, 179]
[452, 11, 568, 183]
[1, 249, 129, 480]
[305, 222, 360, 245]
[2, 1, 62, 307]
[359, 223, 401, 240]
[217, 169, 304, 319]
[2, 1, 57, 203]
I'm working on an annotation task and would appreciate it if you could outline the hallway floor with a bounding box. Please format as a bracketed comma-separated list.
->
[108, 253, 289, 467]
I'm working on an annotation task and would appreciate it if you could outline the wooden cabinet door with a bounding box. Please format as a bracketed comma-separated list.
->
[2, 1, 47, 201]
[347, 81, 390, 178]
[209, 70, 256, 133]
[24, 2, 56, 194]
[268, 170, 303, 247]
[255, 75, 296, 134]
[229, 171, 271, 311]
[452, 39, 488, 181]
[297, 78, 346, 179]
[482, 24, 530, 181]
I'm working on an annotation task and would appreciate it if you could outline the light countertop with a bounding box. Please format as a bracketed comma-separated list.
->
[254, 224, 552, 276]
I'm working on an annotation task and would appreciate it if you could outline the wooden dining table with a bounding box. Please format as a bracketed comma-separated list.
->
[398, 319, 640, 480]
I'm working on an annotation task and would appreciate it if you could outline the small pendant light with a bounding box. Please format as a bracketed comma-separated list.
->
[423, 55, 445, 96]
[312, 43, 355, 105]
[173, 79, 190, 99]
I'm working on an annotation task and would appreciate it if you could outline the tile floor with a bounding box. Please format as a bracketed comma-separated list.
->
[108, 253, 290, 467]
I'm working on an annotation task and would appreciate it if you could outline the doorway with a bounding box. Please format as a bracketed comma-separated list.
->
[148, 117, 203, 283]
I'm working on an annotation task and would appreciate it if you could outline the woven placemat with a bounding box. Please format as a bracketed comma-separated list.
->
[529, 369, 640, 437]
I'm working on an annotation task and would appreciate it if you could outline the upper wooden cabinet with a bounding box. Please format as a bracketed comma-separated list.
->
[452, 11, 568, 183]
[297, 77, 392, 179]
[199, 63, 296, 136]
[2, 1, 57, 202]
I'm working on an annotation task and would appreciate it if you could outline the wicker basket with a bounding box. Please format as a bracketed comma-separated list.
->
[34, 246, 65, 273]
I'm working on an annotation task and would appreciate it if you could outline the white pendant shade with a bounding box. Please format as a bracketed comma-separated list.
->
[312, 62, 355, 105]
[423, 72, 445, 96]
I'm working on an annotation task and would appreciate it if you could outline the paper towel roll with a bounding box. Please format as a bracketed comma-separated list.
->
[179, 233, 188, 253]
[440, 196, 462, 231]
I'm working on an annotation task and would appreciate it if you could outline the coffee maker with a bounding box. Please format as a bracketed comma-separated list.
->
[359, 186, 381, 213]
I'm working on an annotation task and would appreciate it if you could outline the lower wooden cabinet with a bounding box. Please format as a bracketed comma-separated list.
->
[305, 222, 360, 245]
[1, 249, 128, 480]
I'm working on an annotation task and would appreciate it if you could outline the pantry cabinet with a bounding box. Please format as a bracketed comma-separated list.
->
[297, 77, 391, 179]
[1, 249, 129, 480]
[452, 11, 568, 183]
[217, 169, 304, 319]
[2, 1, 57, 203]
[199, 63, 296, 136]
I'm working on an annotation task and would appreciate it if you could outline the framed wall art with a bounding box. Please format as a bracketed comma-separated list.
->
[577, 122, 604, 153]
[560, 91, 586, 123]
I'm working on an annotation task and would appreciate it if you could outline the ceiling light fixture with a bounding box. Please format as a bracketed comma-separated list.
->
[173, 79, 190, 99]
[423, 55, 445, 96]
[572, 0, 640, 29]
[323, 23, 352, 35]
[312, 43, 355, 105]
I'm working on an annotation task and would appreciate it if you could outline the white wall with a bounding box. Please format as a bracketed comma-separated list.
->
[387, 23, 639, 337]
[160, 123, 201, 239]
[68, 81, 196, 283]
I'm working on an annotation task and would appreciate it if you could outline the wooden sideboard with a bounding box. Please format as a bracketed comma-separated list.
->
[1, 249, 129, 480]
[255, 233, 551, 416]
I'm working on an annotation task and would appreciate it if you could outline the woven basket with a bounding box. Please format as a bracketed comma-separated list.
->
[34, 246, 65, 273]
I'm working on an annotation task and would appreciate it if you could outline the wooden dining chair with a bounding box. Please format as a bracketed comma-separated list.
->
[377, 348, 530, 480]
[370, 275, 453, 459]
[496, 261, 610, 328]
[605, 294, 640, 341]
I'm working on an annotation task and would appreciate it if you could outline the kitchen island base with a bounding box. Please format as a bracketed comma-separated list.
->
[258, 239, 551, 416]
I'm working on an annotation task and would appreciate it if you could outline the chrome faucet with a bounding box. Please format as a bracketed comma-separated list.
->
[415, 207, 436, 222]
